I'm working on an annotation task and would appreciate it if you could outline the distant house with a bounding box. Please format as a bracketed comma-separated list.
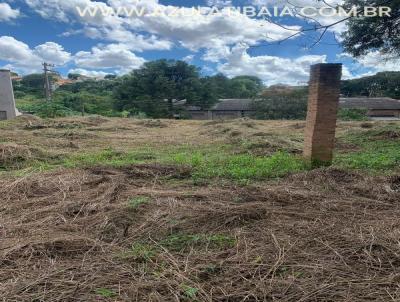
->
[187, 97, 400, 120]
[340, 97, 400, 119]
[187, 99, 256, 120]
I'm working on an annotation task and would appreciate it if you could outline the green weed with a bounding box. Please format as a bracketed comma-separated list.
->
[63, 147, 139, 168]
[120, 243, 157, 262]
[168, 151, 309, 182]
[128, 196, 150, 209]
[335, 125, 400, 171]
[94, 288, 117, 298]
[180, 284, 199, 300]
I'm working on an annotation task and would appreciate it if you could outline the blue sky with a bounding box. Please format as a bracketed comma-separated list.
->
[0, 0, 399, 85]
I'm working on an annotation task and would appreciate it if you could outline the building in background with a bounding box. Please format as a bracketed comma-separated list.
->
[187, 97, 400, 120]
[339, 97, 400, 120]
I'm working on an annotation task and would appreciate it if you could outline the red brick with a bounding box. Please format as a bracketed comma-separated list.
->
[304, 63, 342, 165]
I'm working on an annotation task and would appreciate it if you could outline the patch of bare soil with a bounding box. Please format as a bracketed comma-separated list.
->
[1, 166, 400, 301]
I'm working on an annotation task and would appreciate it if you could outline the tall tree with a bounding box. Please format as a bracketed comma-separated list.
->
[113, 60, 218, 117]
[342, 0, 400, 56]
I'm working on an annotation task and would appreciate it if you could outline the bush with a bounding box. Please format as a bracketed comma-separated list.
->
[338, 108, 368, 121]
[253, 89, 307, 120]
[27, 102, 76, 118]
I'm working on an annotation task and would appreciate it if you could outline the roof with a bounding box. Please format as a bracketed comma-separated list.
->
[339, 97, 400, 110]
[212, 99, 255, 111]
[56, 78, 75, 86]
[187, 97, 400, 112]
[186, 105, 202, 111]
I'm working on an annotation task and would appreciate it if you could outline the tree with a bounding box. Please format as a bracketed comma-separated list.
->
[252, 87, 308, 120]
[68, 73, 81, 80]
[230, 76, 264, 98]
[113, 60, 218, 117]
[341, 71, 400, 98]
[204, 74, 264, 99]
[342, 0, 400, 56]
[105, 74, 117, 80]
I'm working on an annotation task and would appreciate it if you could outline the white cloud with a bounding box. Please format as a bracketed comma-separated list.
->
[24, 0, 173, 51]
[0, 36, 71, 74]
[34, 42, 71, 65]
[0, 35, 145, 76]
[0, 3, 20, 22]
[205, 0, 232, 8]
[24, 0, 300, 55]
[353, 52, 400, 72]
[0, 36, 36, 62]
[339, 51, 400, 79]
[182, 54, 195, 63]
[217, 44, 328, 85]
[74, 43, 145, 73]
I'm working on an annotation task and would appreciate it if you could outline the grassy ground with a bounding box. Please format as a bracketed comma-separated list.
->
[1, 116, 399, 180]
[1, 116, 400, 301]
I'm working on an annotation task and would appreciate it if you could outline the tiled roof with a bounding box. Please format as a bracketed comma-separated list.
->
[211, 99, 254, 111]
[339, 97, 400, 110]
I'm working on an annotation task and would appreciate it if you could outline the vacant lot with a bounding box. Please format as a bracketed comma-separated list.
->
[1, 116, 400, 301]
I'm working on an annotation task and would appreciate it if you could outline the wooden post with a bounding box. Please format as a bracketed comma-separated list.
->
[303, 63, 342, 166]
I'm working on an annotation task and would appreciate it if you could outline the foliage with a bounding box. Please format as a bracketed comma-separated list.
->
[113, 60, 213, 117]
[113, 61, 264, 118]
[342, 0, 400, 56]
[180, 285, 199, 300]
[252, 88, 308, 120]
[53, 91, 117, 116]
[94, 288, 117, 298]
[169, 151, 309, 182]
[161, 233, 236, 251]
[120, 243, 158, 262]
[20, 101, 76, 118]
[63, 148, 140, 168]
[341, 71, 400, 99]
[128, 196, 150, 209]
[204, 73, 263, 99]
[13, 60, 264, 119]
[338, 108, 369, 121]
[335, 126, 400, 171]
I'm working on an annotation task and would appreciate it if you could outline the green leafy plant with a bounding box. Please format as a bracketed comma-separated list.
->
[180, 284, 199, 300]
[120, 243, 157, 262]
[128, 196, 150, 209]
[95, 288, 117, 298]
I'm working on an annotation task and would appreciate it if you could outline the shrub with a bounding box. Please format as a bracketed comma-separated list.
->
[338, 108, 368, 121]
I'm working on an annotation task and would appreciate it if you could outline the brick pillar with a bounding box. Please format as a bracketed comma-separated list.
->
[303, 63, 342, 166]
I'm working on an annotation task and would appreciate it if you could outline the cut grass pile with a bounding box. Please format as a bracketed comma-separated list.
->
[2, 165, 400, 301]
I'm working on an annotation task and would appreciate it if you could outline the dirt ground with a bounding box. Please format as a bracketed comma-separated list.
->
[1, 116, 400, 301]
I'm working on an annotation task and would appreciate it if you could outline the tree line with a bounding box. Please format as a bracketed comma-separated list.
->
[12, 59, 400, 119]
[13, 60, 263, 118]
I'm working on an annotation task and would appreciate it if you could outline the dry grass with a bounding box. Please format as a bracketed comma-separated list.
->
[1, 164, 400, 301]
[1, 116, 400, 301]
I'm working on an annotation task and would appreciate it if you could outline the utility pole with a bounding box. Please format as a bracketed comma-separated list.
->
[43, 62, 55, 101]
